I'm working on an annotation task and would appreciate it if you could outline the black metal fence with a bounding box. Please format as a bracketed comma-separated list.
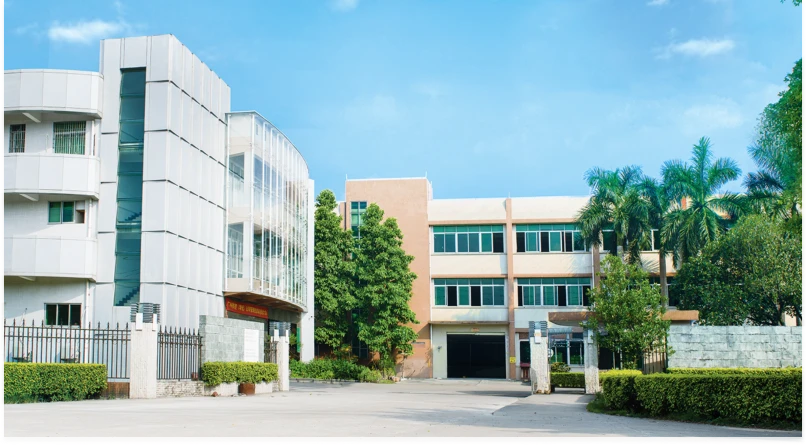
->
[265, 336, 278, 364]
[3, 320, 131, 379]
[642, 349, 667, 374]
[157, 326, 202, 380]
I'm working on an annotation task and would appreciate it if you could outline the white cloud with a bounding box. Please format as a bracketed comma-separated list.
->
[14, 23, 39, 35]
[647, 0, 669, 6]
[48, 20, 128, 44]
[656, 38, 735, 59]
[681, 101, 743, 135]
[331, 0, 359, 12]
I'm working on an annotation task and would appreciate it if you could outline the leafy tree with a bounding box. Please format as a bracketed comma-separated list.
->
[313, 190, 356, 354]
[353, 204, 419, 364]
[582, 255, 670, 369]
[674, 215, 802, 326]
[661, 137, 744, 264]
[577, 166, 652, 264]
[745, 57, 806, 238]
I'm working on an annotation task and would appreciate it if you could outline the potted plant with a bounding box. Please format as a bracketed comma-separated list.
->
[238, 382, 255, 395]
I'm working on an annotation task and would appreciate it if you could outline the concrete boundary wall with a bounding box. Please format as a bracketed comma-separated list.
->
[668, 325, 802, 368]
[199, 315, 265, 363]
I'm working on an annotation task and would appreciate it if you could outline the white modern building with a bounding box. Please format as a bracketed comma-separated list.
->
[4, 35, 315, 360]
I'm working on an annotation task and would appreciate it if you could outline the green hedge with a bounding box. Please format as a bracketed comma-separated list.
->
[5, 363, 107, 403]
[667, 367, 802, 375]
[290, 359, 383, 383]
[551, 372, 585, 388]
[634, 373, 802, 423]
[201, 362, 278, 387]
[599, 370, 642, 411]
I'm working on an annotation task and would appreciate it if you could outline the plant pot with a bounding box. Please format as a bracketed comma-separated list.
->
[238, 383, 255, 396]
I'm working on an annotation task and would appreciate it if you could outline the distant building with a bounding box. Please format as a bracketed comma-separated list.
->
[339, 177, 697, 379]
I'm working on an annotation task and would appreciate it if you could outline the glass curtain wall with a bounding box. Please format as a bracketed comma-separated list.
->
[113, 69, 146, 306]
[226, 113, 310, 310]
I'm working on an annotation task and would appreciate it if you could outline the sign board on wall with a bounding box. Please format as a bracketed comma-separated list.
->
[243, 329, 260, 362]
[226, 298, 269, 319]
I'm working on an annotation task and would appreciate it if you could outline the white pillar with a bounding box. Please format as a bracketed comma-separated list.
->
[277, 335, 290, 391]
[584, 329, 600, 394]
[130, 320, 158, 399]
[530, 332, 550, 394]
[300, 179, 315, 363]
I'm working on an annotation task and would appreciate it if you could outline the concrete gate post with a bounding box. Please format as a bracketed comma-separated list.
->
[277, 335, 290, 392]
[530, 332, 550, 394]
[584, 329, 600, 394]
[130, 319, 158, 399]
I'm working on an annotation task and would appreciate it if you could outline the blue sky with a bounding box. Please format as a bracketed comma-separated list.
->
[5, 0, 802, 200]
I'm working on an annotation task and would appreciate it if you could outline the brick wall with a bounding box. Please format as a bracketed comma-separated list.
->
[199, 315, 265, 363]
[157, 380, 204, 398]
[668, 325, 802, 368]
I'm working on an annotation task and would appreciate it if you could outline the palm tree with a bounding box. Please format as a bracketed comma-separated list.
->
[661, 137, 744, 264]
[577, 165, 652, 265]
[744, 141, 801, 221]
[637, 176, 674, 299]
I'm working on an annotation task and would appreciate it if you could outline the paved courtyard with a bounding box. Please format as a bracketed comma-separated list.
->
[4, 379, 800, 437]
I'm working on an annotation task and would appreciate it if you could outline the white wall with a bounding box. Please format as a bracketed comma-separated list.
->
[4, 278, 91, 325]
[514, 307, 588, 329]
[431, 308, 509, 323]
[512, 252, 594, 276]
[431, 254, 507, 276]
[510, 196, 589, 220]
[5, 70, 103, 117]
[428, 198, 507, 222]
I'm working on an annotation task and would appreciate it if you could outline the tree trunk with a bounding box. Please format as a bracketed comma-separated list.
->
[659, 250, 668, 301]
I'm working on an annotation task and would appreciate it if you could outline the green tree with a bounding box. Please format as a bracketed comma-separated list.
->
[582, 255, 670, 369]
[313, 190, 356, 355]
[353, 203, 419, 365]
[577, 165, 652, 264]
[661, 137, 744, 264]
[745, 59, 802, 232]
[674, 215, 802, 326]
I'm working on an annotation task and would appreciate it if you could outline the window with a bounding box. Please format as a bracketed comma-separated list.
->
[350, 201, 367, 238]
[227, 224, 244, 278]
[53, 122, 86, 155]
[48, 202, 78, 223]
[602, 229, 618, 255]
[517, 278, 591, 307]
[515, 224, 588, 253]
[45, 304, 81, 326]
[9, 124, 25, 153]
[433, 225, 505, 253]
[433, 278, 506, 307]
[642, 229, 662, 252]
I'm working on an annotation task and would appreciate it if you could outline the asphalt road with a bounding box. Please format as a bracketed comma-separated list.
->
[4, 379, 801, 437]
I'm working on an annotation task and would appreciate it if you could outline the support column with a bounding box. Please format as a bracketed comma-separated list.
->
[130, 320, 158, 399]
[584, 329, 600, 394]
[277, 335, 290, 392]
[530, 332, 550, 394]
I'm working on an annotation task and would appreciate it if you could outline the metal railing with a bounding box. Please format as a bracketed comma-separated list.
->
[53, 121, 86, 155]
[9, 125, 25, 153]
[4, 320, 130, 379]
[157, 326, 202, 380]
[265, 337, 278, 364]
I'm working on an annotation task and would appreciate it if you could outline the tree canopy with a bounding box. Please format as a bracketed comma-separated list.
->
[353, 204, 419, 365]
[313, 190, 356, 354]
[673, 215, 802, 326]
[582, 255, 670, 369]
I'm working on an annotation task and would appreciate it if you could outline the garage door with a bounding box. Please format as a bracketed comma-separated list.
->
[447, 334, 506, 379]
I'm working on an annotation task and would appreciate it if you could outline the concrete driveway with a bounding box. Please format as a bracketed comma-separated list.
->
[4, 379, 800, 437]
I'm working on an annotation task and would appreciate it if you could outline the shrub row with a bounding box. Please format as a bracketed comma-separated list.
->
[666, 367, 802, 375]
[599, 370, 642, 411]
[290, 359, 383, 383]
[634, 373, 802, 423]
[201, 362, 278, 387]
[5, 363, 107, 403]
[551, 372, 586, 388]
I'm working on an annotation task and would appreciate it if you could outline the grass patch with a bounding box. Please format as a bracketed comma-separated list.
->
[587, 395, 801, 431]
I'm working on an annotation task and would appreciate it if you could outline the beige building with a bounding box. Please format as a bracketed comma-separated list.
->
[339, 177, 697, 380]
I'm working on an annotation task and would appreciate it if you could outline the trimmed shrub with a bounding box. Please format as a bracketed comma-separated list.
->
[599, 370, 642, 411]
[201, 362, 278, 387]
[357, 367, 383, 383]
[666, 367, 802, 375]
[634, 373, 802, 423]
[5, 363, 107, 403]
[551, 372, 585, 388]
[550, 362, 571, 373]
[290, 358, 389, 382]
